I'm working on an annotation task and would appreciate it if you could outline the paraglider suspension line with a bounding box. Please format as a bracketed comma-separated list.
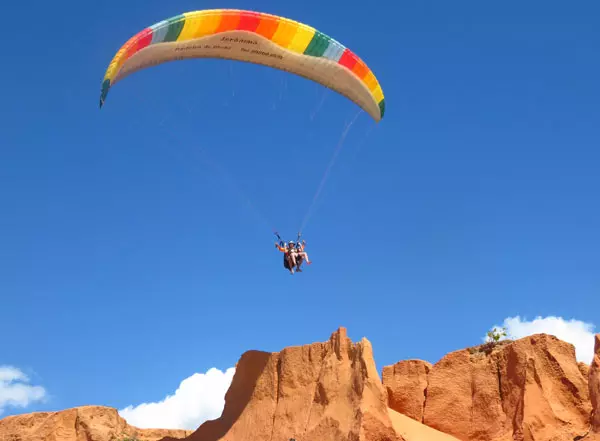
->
[298, 109, 363, 233]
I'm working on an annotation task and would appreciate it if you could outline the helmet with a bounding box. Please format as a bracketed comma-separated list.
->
[288, 241, 295, 247]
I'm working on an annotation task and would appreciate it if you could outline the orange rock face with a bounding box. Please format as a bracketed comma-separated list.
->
[581, 362, 591, 379]
[4, 329, 599, 441]
[0, 405, 190, 441]
[384, 334, 592, 441]
[382, 360, 431, 422]
[590, 334, 600, 434]
[165, 327, 403, 441]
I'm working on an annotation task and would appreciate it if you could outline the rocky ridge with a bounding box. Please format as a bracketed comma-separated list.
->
[2, 329, 599, 441]
[0, 405, 191, 441]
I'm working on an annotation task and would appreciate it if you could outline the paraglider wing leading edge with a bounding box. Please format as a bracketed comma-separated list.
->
[100, 9, 385, 121]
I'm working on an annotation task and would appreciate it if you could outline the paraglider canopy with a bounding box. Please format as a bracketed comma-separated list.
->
[100, 8, 385, 121]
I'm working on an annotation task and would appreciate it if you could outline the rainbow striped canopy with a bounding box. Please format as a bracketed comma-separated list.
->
[101, 9, 385, 121]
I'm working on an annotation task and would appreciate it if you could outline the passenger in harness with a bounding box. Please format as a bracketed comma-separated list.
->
[294, 240, 312, 271]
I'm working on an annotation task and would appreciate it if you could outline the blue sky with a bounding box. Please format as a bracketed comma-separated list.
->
[1, 0, 599, 429]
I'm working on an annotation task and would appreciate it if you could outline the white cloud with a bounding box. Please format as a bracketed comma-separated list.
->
[119, 367, 235, 431]
[0, 366, 47, 415]
[487, 316, 596, 364]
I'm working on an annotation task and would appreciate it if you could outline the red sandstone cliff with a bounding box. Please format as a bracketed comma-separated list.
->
[0, 405, 190, 441]
[164, 327, 403, 441]
[588, 334, 600, 438]
[3, 329, 598, 441]
[383, 334, 592, 441]
[382, 360, 431, 422]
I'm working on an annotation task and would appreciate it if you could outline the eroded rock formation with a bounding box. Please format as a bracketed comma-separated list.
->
[589, 334, 600, 435]
[382, 360, 431, 422]
[384, 334, 592, 441]
[4, 329, 599, 441]
[164, 327, 403, 441]
[0, 405, 190, 441]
